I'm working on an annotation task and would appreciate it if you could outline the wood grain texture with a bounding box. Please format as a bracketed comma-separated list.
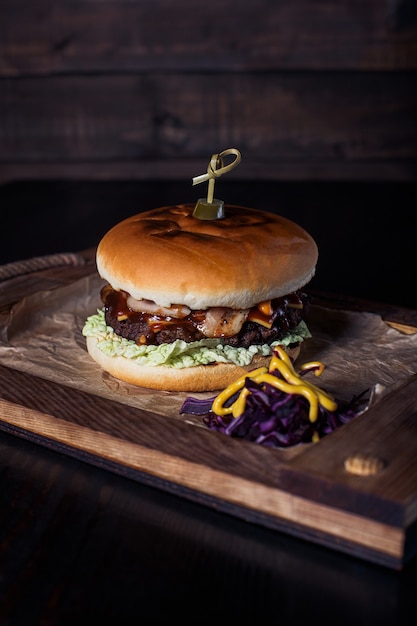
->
[1, 429, 416, 625]
[1, 0, 416, 75]
[0, 272, 417, 572]
[0, 72, 415, 183]
[0, 366, 413, 566]
[0, 1, 416, 183]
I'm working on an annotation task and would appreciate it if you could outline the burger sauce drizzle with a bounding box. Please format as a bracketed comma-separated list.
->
[100, 284, 306, 347]
[101, 285, 205, 343]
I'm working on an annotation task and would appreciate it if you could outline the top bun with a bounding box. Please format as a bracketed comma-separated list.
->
[96, 204, 318, 309]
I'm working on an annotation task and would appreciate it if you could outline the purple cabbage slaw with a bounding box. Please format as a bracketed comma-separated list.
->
[180, 372, 368, 448]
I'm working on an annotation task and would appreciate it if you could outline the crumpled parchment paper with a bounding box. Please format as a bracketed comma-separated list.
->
[1, 273, 416, 422]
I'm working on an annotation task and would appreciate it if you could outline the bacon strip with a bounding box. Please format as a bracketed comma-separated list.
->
[126, 295, 191, 319]
[195, 307, 250, 338]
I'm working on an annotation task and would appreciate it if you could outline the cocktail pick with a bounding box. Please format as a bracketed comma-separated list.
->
[192, 148, 241, 219]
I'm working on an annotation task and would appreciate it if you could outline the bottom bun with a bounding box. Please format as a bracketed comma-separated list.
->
[87, 336, 301, 392]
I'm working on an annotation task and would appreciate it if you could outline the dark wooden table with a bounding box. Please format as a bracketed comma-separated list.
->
[1, 418, 417, 626]
[1, 426, 417, 625]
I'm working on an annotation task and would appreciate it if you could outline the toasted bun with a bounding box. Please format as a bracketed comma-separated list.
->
[96, 204, 318, 309]
[86, 335, 300, 392]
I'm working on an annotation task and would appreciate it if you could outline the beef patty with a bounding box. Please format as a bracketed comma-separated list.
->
[102, 287, 310, 348]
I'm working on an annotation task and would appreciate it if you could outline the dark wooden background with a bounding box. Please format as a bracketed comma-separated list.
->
[1, 1, 416, 307]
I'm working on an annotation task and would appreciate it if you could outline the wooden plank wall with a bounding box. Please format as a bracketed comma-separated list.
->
[0, 0, 416, 184]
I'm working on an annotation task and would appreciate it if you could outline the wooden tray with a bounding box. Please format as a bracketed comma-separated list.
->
[1, 252, 416, 570]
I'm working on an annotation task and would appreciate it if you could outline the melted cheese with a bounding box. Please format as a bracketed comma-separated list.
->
[258, 300, 273, 316]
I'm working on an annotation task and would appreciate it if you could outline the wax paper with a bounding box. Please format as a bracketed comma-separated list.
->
[0, 273, 417, 425]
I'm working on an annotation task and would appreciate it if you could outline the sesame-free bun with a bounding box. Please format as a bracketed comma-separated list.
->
[96, 204, 318, 309]
[86, 335, 300, 392]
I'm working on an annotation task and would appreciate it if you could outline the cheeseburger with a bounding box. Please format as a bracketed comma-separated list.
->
[82, 203, 318, 392]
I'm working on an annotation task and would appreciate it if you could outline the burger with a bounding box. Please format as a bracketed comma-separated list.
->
[82, 203, 318, 392]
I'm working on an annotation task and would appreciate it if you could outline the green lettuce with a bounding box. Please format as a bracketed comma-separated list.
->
[82, 309, 311, 370]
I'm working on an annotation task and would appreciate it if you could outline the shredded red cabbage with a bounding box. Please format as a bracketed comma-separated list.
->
[180, 378, 368, 448]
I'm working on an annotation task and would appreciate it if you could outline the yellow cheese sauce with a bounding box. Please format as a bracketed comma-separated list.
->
[212, 346, 337, 423]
